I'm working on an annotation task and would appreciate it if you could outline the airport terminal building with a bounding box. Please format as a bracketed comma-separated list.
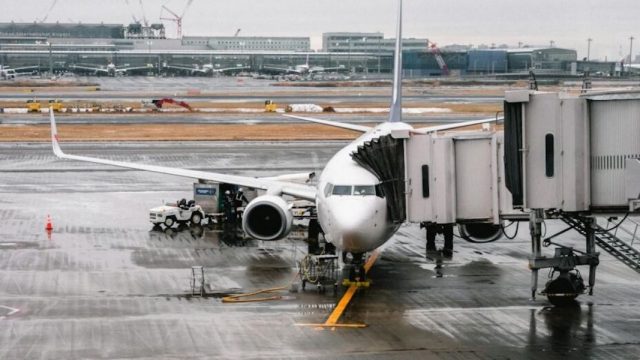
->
[0, 22, 610, 78]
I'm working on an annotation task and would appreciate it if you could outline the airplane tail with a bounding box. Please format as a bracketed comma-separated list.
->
[388, 0, 403, 123]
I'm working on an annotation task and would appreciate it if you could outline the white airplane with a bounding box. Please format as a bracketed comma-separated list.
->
[163, 63, 250, 76]
[262, 54, 348, 75]
[49, 0, 498, 279]
[0, 65, 39, 79]
[69, 62, 154, 76]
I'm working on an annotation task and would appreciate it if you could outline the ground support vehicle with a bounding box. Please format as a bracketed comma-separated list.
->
[299, 254, 339, 294]
[149, 200, 205, 227]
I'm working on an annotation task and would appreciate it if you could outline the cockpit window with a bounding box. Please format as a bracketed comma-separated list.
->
[332, 185, 352, 196]
[324, 183, 333, 197]
[329, 185, 380, 196]
[353, 185, 376, 196]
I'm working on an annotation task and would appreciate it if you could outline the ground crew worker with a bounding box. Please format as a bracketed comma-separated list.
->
[223, 190, 235, 222]
[235, 188, 249, 219]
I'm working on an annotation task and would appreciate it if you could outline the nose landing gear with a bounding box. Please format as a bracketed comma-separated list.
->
[342, 252, 370, 287]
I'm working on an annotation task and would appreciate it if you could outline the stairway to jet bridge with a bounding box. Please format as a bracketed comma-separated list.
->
[557, 213, 640, 273]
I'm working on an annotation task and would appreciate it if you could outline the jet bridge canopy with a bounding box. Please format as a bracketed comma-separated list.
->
[505, 90, 640, 213]
[350, 134, 406, 224]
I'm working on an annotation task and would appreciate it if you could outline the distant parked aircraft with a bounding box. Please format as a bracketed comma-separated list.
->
[163, 63, 250, 76]
[0, 65, 39, 79]
[69, 62, 154, 76]
[261, 54, 348, 75]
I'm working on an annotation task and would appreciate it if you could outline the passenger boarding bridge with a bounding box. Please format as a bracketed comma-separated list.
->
[352, 89, 640, 304]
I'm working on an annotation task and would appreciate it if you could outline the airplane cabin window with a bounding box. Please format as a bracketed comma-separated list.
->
[332, 185, 352, 196]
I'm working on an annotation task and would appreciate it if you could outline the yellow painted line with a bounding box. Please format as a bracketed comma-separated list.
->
[323, 250, 380, 327]
[296, 323, 367, 329]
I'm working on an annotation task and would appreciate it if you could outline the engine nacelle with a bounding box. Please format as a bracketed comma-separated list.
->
[458, 223, 503, 243]
[242, 195, 293, 241]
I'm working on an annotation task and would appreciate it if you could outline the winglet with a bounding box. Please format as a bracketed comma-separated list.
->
[388, 0, 403, 123]
[49, 108, 64, 158]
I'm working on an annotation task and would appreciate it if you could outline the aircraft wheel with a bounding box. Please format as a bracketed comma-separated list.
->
[348, 266, 356, 282]
[358, 265, 366, 282]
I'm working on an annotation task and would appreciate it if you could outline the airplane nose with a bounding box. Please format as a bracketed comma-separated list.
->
[331, 206, 375, 251]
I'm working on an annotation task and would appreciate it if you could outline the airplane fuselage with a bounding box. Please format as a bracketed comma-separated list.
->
[315, 121, 413, 253]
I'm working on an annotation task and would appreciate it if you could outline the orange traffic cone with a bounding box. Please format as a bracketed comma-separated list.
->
[45, 215, 53, 231]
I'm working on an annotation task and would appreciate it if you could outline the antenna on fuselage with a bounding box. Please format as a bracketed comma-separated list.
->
[388, 0, 403, 123]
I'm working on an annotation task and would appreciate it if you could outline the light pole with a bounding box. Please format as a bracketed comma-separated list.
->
[347, 39, 351, 70]
[630, 36, 635, 64]
[362, 37, 367, 73]
[48, 42, 53, 75]
[587, 38, 592, 61]
[377, 37, 381, 73]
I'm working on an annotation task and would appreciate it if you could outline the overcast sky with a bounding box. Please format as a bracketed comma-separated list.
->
[1, 0, 638, 61]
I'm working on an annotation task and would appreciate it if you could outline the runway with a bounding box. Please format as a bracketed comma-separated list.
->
[1, 141, 639, 359]
[0, 76, 504, 103]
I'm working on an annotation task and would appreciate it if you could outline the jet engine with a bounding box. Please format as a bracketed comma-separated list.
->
[241, 195, 293, 241]
[458, 223, 503, 243]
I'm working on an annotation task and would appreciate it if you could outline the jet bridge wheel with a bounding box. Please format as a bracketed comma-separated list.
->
[544, 271, 585, 306]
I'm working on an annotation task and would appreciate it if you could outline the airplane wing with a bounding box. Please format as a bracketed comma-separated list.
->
[412, 116, 503, 134]
[262, 66, 301, 75]
[261, 172, 316, 184]
[116, 65, 153, 73]
[70, 65, 109, 74]
[309, 66, 348, 74]
[213, 66, 250, 73]
[49, 111, 317, 201]
[283, 114, 372, 133]
[12, 65, 39, 72]
[164, 64, 196, 72]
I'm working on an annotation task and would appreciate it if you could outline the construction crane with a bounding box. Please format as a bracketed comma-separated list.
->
[39, 0, 58, 23]
[123, 0, 140, 24]
[234, 28, 241, 37]
[428, 41, 449, 76]
[160, 0, 195, 38]
[138, 0, 149, 26]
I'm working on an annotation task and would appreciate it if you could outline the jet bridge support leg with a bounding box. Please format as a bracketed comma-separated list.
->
[423, 223, 454, 257]
[529, 209, 544, 300]
[528, 212, 600, 305]
[585, 216, 597, 296]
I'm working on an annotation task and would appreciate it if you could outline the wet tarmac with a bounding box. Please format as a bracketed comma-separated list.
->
[1, 141, 640, 359]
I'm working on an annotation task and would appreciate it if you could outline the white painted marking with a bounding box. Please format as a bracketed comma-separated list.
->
[0, 305, 20, 319]
[407, 305, 541, 313]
